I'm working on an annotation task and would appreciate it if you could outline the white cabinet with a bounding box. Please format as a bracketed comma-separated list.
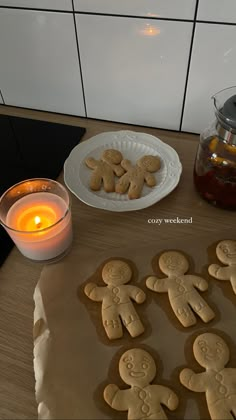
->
[0, 0, 72, 10]
[182, 23, 236, 133]
[197, 0, 236, 23]
[74, 0, 196, 19]
[76, 15, 192, 130]
[0, 9, 85, 116]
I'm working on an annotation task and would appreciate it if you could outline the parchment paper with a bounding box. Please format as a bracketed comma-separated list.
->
[33, 233, 236, 420]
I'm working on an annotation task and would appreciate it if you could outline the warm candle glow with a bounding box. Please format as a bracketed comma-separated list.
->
[0, 180, 73, 262]
[140, 24, 161, 37]
[35, 216, 42, 229]
[5, 193, 72, 260]
[14, 204, 57, 232]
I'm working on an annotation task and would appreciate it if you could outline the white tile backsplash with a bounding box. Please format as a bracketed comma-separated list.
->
[0, 9, 85, 116]
[0, 1, 235, 132]
[0, 0, 72, 10]
[76, 15, 192, 130]
[182, 23, 236, 134]
[197, 0, 236, 23]
[74, 0, 196, 19]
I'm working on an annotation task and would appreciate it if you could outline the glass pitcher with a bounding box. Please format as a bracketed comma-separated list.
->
[194, 86, 236, 210]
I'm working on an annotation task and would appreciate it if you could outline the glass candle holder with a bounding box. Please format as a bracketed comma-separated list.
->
[0, 178, 73, 263]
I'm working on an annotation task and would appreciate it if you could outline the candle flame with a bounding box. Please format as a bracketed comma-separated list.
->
[34, 216, 42, 229]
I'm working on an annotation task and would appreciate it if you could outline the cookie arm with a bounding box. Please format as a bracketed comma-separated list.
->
[126, 286, 146, 303]
[146, 276, 168, 292]
[187, 275, 209, 291]
[154, 385, 179, 411]
[121, 159, 133, 171]
[180, 368, 206, 392]
[84, 283, 105, 301]
[144, 172, 156, 187]
[104, 384, 130, 411]
[112, 164, 125, 177]
[208, 264, 231, 280]
[85, 157, 97, 169]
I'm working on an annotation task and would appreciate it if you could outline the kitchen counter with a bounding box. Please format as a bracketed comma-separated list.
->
[0, 106, 235, 419]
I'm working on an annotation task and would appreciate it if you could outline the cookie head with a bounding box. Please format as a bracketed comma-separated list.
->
[102, 260, 132, 285]
[159, 251, 189, 276]
[102, 149, 123, 164]
[137, 156, 161, 172]
[216, 240, 236, 264]
[119, 348, 156, 387]
[193, 333, 229, 370]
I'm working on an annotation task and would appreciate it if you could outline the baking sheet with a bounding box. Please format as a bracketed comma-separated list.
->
[33, 233, 236, 420]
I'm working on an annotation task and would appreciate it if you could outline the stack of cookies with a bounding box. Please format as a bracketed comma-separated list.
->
[85, 148, 161, 199]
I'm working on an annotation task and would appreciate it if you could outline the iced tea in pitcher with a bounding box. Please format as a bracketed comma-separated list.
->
[194, 87, 236, 210]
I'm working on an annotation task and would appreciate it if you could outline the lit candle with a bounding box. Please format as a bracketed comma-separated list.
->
[0, 179, 72, 262]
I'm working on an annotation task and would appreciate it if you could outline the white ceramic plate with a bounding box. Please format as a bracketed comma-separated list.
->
[64, 130, 182, 212]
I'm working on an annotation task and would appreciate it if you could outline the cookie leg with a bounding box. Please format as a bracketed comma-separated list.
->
[189, 295, 215, 323]
[90, 173, 102, 191]
[102, 308, 123, 339]
[119, 305, 144, 338]
[115, 174, 130, 194]
[103, 174, 115, 193]
[170, 299, 196, 327]
[103, 318, 123, 339]
[208, 401, 234, 420]
[128, 181, 143, 200]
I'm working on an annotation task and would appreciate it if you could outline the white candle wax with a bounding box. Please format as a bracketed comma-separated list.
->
[6, 192, 72, 261]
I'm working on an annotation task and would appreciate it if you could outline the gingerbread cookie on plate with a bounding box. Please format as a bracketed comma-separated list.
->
[115, 155, 161, 199]
[85, 149, 125, 192]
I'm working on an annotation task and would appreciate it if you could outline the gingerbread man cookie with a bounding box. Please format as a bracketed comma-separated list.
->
[208, 240, 236, 295]
[115, 155, 161, 199]
[104, 348, 179, 420]
[84, 260, 146, 339]
[85, 149, 125, 192]
[146, 251, 215, 327]
[180, 332, 236, 420]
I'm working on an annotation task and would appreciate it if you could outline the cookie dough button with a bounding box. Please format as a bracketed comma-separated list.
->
[218, 386, 227, 395]
[139, 390, 147, 400]
[215, 373, 222, 381]
[141, 404, 149, 414]
[113, 297, 120, 304]
[177, 286, 185, 293]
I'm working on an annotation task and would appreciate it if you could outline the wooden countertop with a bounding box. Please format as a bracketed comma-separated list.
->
[0, 107, 235, 419]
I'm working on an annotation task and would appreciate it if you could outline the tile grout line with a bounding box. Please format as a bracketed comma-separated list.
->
[0, 6, 235, 26]
[74, 12, 236, 26]
[179, 0, 199, 131]
[71, 0, 87, 118]
[72, 12, 193, 22]
[0, 5, 73, 13]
